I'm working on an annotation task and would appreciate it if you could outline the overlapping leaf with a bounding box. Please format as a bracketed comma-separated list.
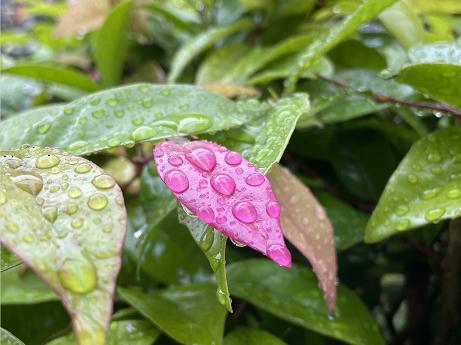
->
[365, 126, 461, 242]
[224, 328, 286, 345]
[1, 328, 24, 345]
[0, 146, 127, 344]
[0, 84, 261, 154]
[1, 246, 20, 271]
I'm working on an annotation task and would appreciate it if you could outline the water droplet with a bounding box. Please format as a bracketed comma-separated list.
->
[106, 98, 118, 106]
[132, 117, 145, 126]
[216, 288, 226, 305]
[447, 188, 461, 199]
[75, 163, 91, 174]
[266, 201, 281, 218]
[115, 110, 125, 118]
[67, 141, 88, 153]
[64, 107, 75, 115]
[267, 244, 291, 267]
[35, 154, 60, 169]
[235, 168, 243, 175]
[164, 169, 189, 193]
[91, 109, 106, 119]
[37, 123, 51, 134]
[199, 228, 214, 251]
[66, 203, 79, 215]
[68, 187, 82, 199]
[245, 173, 265, 186]
[177, 114, 212, 134]
[92, 175, 115, 189]
[88, 193, 108, 211]
[11, 173, 43, 196]
[132, 126, 156, 142]
[154, 147, 164, 157]
[43, 207, 58, 223]
[161, 89, 170, 96]
[186, 148, 216, 172]
[0, 191, 6, 205]
[395, 219, 410, 231]
[142, 98, 153, 108]
[198, 206, 215, 223]
[168, 155, 183, 166]
[211, 174, 236, 196]
[396, 205, 409, 216]
[224, 151, 242, 166]
[232, 201, 257, 223]
[23, 234, 34, 243]
[427, 152, 442, 163]
[230, 238, 246, 247]
[199, 179, 208, 188]
[103, 224, 113, 233]
[71, 218, 84, 229]
[422, 188, 439, 199]
[6, 222, 18, 232]
[425, 208, 445, 222]
[407, 174, 418, 184]
[216, 215, 227, 224]
[58, 258, 97, 294]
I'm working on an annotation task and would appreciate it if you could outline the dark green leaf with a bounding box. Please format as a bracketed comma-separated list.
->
[227, 259, 385, 345]
[118, 283, 227, 345]
[1, 246, 21, 271]
[1, 328, 25, 345]
[365, 127, 461, 242]
[224, 328, 286, 345]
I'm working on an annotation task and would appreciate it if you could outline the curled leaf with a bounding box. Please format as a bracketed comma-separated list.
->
[268, 165, 337, 312]
[0, 146, 127, 345]
[154, 140, 292, 267]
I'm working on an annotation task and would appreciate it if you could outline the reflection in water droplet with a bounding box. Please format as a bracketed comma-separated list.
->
[232, 201, 257, 223]
[36, 155, 60, 169]
[92, 175, 115, 189]
[186, 148, 216, 172]
[88, 193, 108, 211]
[266, 201, 281, 218]
[68, 187, 82, 199]
[224, 152, 242, 166]
[245, 173, 265, 186]
[58, 258, 97, 294]
[211, 174, 235, 196]
[75, 163, 91, 174]
[425, 208, 445, 222]
[164, 169, 189, 193]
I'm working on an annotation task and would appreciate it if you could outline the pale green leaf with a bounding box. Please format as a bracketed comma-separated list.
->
[365, 127, 461, 242]
[1, 246, 21, 271]
[224, 328, 286, 345]
[0, 84, 261, 154]
[118, 284, 227, 345]
[1, 328, 25, 345]
[0, 146, 127, 344]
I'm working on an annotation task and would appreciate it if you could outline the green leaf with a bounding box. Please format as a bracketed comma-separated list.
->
[315, 191, 369, 251]
[0, 84, 261, 154]
[1, 328, 25, 345]
[1, 267, 58, 305]
[178, 207, 231, 311]
[118, 283, 227, 345]
[46, 320, 161, 345]
[407, 41, 461, 65]
[285, 0, 398, 92]
[224, 328, 286, 345]
[168, 19, 253, 83]
[0, 147, 127, 344]
[94, 1, 132, 87]
[1, 246, 21, 271]
[2, 64, 101, 92]
[365, 127, 461, 242]
[227, 259, 385, 345]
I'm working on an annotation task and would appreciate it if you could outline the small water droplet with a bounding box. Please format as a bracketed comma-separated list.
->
[211, 174, 235, 196]
[199, 179, 208, 188]
[427, 152, 442, 163]
[75, 163, 91, 174]
[37, 123, 51, 134]
[88, 193, 108, 211]
[395, 219, 410, 231]
[35, 154, 60, 169]
[66, 203, 79, 215]
[245, 173, 265, 186]
[58, 258, 97, 294]
[164, 169, 189, 193]
[71, 218, 84, 229]
[168, 155, 183, 166]
[266, 201, 281, 218]
[91, 109, 106, 119]
[407, 174, 418, 184]
[216, 288, 227, 305]
[447, 188, 461, 199]
[199, 228, 214, 251]
[6, 222, 19, 232]
[422, 188, 439, 199]
[235, 167, 243, 175]
[186, 148, 216, 172]
[68, 187, 82, 199]
[92, 175, 115, 189]
[132, 117, 145, 126]
[106, 98, 118, 107]
[216, 215, 227, 224]
[224, 151, 242, 166]
[102, 224, 113, 233]
[425, 208, 445, 222]
[64, 107, 75, 115]
[232, 201, 257, 223]
[22, 233, 34, 243]
[396, 205, 409, 216]
[266, 244, 291, 267]
[43, 207, 58, 223]
[115, 110, 125, 118]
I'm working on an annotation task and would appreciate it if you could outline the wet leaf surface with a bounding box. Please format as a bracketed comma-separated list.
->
[1, 328, 25, 345]
[224, 327, 286, 345]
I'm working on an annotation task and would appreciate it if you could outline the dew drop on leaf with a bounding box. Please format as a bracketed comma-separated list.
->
[88, 193, 109, 211]
[425, 208, 445, 222]
[68, 186, 82, 199]
[186, 148, 217, 172]
[58, 258, 97, 294]
[35, 154, 61, 169]
[245, 173, 265, 186]
[211, 174, 236, 196]
[75, 163, 92, 174]
[92, 175, 116, 189]
[232, 201, 257, 223]
[164, 169, 189, 193]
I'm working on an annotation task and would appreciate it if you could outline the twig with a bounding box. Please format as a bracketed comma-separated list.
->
[316, 75, 461, 120]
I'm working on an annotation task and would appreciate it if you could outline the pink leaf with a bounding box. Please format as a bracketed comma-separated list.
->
[153, 140, 292, 267]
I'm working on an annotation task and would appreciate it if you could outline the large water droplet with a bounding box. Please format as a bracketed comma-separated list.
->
[198, 206, 215, 223]
[43, 206, 58, 223]
[245, 173, 265, 186]
[132, 126, 155, 141]
[75, 163, 91, 174]
[267, 244, 291, 267]
[425, 208, 445, 222]
[164, 169, 189, 193]
[88, 193, 108, 211]
[232, 201, 257, 223]
[224, 151, 242, 166]
[266, 201, 281, 218]
[168, 155, 183, 166]
[211, 174, 235, 196]
[58, 258, 97, 294]
[199, 228, 214, 251]
[186, 148, 216, 172]
[11, 173, 43, 196]
[92, 175, 115, 189]
[35, 154, 60, 169]
[68, 187, 82, 199]
[216, 288, 227, 306]
[177, 114, 212, 133]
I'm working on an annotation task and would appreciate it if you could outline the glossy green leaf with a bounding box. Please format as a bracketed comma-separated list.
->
[224, 328, 286, 345]
[1, 246, 21, 271]
[365, 127, 461, 242]
[1, 267, 58, 305]
[1, 328, 25, 345]
[0, 84, 261, 154]
[168, 19, 253, 83]
[2, 64, 101, 92]
[285, 0, 398, 92]
[118, 283, 227, 345]
[407, 41, 461, 65]
[314, 191, 368, 251]
[178, 207, 231, 311]
[227, 259, 385, 345]
[0, 147, 127, 345]
[94, 1, 132, 87]
[46, 320, 161, 345]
